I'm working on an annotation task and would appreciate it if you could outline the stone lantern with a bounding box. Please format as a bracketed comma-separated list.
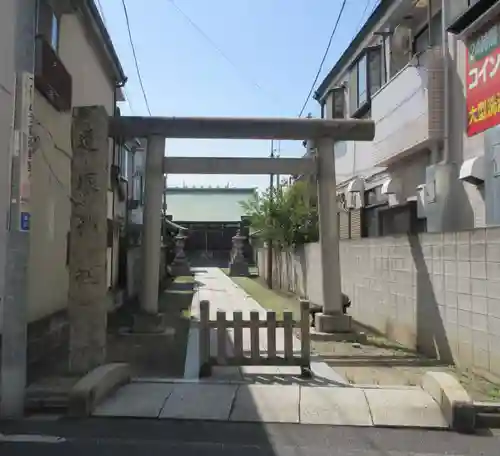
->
[171, 229, 191, 276]
[229, 229, 250, 277]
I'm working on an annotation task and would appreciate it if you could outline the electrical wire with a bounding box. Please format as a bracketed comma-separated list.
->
[354, 0, 372, 34]
[39, 149, 76, 204]
[297, 0, 348, 117]
[121, 0, 152, 115]
[34, 119, 72, 161]
[97, 0, 135, 114]
[122, 86, 136, 115]
[165, 0, 282, 108]
[32, 120, 75, 203]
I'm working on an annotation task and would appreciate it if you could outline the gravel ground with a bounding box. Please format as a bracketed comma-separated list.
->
[228, 273, 500, 402]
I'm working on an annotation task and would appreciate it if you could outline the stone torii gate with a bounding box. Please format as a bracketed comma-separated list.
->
[109, 116, 374, 335]
[68, 109, 374, 374]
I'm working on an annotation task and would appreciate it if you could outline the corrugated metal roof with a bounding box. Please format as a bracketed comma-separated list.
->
[165, 188, 256, 222]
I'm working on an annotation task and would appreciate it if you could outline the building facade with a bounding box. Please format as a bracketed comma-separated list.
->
[165, 187, 256, 258]
[315, 0, 500, 238]
[0, 0, 128, 374]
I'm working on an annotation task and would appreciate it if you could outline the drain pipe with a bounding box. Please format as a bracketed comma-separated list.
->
[440, 0, 451, 165]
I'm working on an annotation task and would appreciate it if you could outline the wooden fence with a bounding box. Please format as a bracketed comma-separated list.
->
[198, 299, 311, 378]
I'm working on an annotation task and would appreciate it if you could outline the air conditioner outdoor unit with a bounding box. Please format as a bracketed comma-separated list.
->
[345, 192, 357, 209]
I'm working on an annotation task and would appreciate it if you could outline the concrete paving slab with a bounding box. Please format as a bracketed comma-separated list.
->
[363, 388, 448, 428]
[300, 387, 373, 426]
[212, 366, 243, 380]
[159, 383, 237, 421]
[230, 384, 299, 423]
[93, 383, 174, 418]
[240, 365, 300, 376]
[310, 361, 350, 386]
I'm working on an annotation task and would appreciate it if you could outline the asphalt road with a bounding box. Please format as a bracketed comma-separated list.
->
[1, 418, 499, 455]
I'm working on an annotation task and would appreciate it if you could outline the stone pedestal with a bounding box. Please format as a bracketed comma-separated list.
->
[312, 312, 366, 342]
[171, 231, 191, 276]
[314, 312, 352, 333]
[229, 230, 249, 277]
[132, 312, 168, 334]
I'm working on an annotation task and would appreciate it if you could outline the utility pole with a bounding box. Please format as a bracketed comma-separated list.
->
[266, 140, 274, 289]
[0, 0, 36, 418]
[276, 140, 281, 190]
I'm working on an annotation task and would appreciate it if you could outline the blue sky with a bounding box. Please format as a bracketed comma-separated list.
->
[97, 0, 378, 188]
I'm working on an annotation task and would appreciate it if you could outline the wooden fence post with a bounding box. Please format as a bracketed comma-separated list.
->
[283, 312, 294, 361]
[266, 311, 277, 361]
[199, 299, 211, 377]
[233, 311, 244, 361]
[300, 299, 312, 378]
[216, 311, 227, 364]
[250, 311, 260, 362]
[197, 298, 312, 378]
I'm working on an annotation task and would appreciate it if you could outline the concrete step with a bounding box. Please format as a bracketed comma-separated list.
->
[92, 381, 449, 429]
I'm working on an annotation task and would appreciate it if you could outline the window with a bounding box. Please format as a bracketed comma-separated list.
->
[448, 0, 497, 34]
[357, 54, 368, 107]
[368, 46, 383, 94]
[120, 146, 129, 180]
[349, 46, 383, 116]
[132, 173, 142, 202]
[37, 0, 60, 51]
[330, 87, 345, 119]
[139, 175, 145, 205]
[413, 11, 443, 54]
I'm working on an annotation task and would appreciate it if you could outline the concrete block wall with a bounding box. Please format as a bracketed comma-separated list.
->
[257, 226, 500, 378]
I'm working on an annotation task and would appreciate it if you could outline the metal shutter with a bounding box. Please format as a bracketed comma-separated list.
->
[338, 210, 350, 240]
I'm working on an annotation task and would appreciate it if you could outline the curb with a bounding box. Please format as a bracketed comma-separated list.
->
[421, 371, 475, 433]
[68, 363, 131, 417]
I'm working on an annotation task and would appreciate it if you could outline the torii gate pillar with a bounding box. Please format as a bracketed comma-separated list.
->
[313, 137, 351, 333]
[140, 135, 165, 318]
[110, 116, 375, 330]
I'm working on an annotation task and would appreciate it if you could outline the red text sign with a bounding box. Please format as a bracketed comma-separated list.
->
[466, 22, 500, 136]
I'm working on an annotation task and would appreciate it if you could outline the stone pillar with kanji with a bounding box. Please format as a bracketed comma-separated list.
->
[68, 106, 109, 374]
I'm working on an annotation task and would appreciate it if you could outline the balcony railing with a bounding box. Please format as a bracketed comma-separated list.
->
[371, 47, 444, 166]
[34, 35, 72, 112]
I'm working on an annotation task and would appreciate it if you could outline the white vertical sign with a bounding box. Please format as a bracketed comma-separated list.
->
[18, 71, 34, 232]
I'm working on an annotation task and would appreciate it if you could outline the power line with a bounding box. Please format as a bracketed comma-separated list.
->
[356, 0, 379, 33]
[165, 0, 282, 108]
[297, 0, 348, 117]
[121, 0, 152, 115]
[122, 86, 136, 115]
[97, 0, 136, 114]
[355, 0, 371, 34]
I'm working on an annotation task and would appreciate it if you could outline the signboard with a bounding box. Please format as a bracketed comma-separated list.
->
[16, 72, 34, 231]
[466, 21, 500, 136]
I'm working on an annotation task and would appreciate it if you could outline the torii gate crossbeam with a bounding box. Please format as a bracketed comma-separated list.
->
[162, 157, 316, 175]
[109, 116, 375, 335]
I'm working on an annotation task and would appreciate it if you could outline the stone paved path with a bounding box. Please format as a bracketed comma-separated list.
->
[93, 267, 450, 428]
[93, 380, 448, 428]
[184, 267, 345, 382]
